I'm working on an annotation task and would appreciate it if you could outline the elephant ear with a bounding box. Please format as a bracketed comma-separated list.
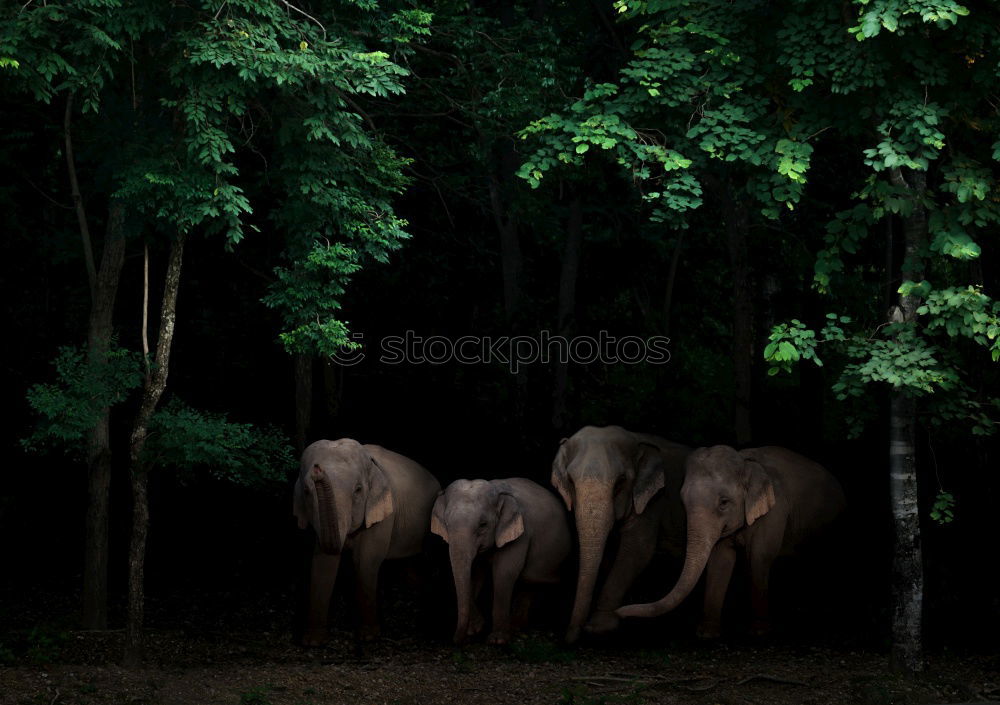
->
[292, 476, 308, 530]
[550, 438, 573, 510]
[633, 442, 666, 515]
[430, 491, 449, 543]
[364, 455, 395, 528]
[495, 492, 525, 548]
[742, 458, 776, 526]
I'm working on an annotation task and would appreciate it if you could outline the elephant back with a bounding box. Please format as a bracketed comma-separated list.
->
[364, 444, 442, 547]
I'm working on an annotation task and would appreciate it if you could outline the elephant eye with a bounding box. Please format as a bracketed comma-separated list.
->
[354, 484, 363, 495]
[718, 497, 732, 509]
[478, 520, 488, 530]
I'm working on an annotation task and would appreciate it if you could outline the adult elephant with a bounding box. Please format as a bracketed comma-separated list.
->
[616, 445, 846, 638]
[293, 438, 441, 645]
[552, 425, 690, 643]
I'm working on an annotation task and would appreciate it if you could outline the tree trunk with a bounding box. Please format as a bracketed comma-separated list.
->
[662, 231, 685, 339]
[65, 93, 97, 298]
[552, 194, 582, 433]
[488, 138, 528, 442]
[490, 141, 524, 324]
[717, 178, 754, 446]
[294, 354, 313, 456]
[70, 82, 130, 632]
[887, 168, 926, 674]
[82, 202, 127, 630]
[124, 233, 187, 667]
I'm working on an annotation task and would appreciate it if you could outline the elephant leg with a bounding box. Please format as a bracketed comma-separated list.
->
[746, 528, 783, 636]
[466, 559, 488, 638]
[587, 513, 658, 634]
[353, 550, 385, 642]
[488, 575, 516, 645]
[488, 546, 527, 644]
[696, 540, 736, 639]
[511, 590, 532, 630]
[304, 551, 341, 646]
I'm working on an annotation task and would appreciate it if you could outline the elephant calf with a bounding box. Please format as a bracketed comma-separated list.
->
[431, 478, 571, 645]
[617, 445, 846, 638]
[293, 438, 441, 645]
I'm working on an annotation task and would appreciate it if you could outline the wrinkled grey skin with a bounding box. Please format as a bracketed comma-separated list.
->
[431, 478, 571, 645]
[617, 445, 846, 638]
[551, 425, 690, 643]
[293, 439, 441, 646]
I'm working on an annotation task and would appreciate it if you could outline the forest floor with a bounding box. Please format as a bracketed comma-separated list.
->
[2, 625, 999, 705]
[3, 601, 999, 705]
[2, 571, 999, 705]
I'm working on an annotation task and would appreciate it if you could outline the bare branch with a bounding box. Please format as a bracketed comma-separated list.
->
[276, 0, 326, 40]
[338, 91, 377, 132]
[804, 125, 834, 142]
[141, 244, 150, 381]
[65, 92, 98, 300]
[736, 674, 809, 687]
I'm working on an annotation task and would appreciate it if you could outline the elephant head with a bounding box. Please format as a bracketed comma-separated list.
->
[293, 439, 394, 554]
[551, 426, 667, 643]
[431, 480, 524, 644]
[616, 445, 775, 619]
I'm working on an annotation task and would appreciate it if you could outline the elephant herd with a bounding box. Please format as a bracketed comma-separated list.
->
[292, 425, 846, 647]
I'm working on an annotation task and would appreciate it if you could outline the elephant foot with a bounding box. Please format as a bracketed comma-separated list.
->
[695, 622, 721, 640]
[565, 625, 582, 644]
[467, 612, 486, 637]
[301, 628, 329, 647]
[584, 610, 620, 635]
[357, 623, 381, 642]
[749, 619, 771, 637]
[487, 630, 510, 645]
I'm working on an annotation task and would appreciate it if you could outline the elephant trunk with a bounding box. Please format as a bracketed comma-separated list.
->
[616, 510, 718, 619]
[311, 467, 344, 555]
[566, 483, 614, 643]
[449, 542, 475, 644]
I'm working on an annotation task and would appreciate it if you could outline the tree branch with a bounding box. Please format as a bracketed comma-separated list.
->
[276, 0, 326, 40]
[65, 92, 98, 299]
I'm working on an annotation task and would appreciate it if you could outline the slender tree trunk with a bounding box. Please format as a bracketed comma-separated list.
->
[294, 354, 313, 456]
[65, 93, 97, 297]
[716, 178, 754, 446]
[489, 142, 524, 323]
[82, 203, 127, 630]
[888, 168, 926, 674]
[488, 138, 528, 442]
[552, 195, 582, 433]
[68, 88, 129, 630]
[321, 359, 341, 430]
[662, 232, 685, 339]
[124, 233, 187, 666]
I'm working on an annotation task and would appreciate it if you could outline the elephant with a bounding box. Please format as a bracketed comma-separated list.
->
[551, 425, 691, 643]
[431, 478, 571, 645]
[293, 438, 441, 645]
[616, 445, 846, 638]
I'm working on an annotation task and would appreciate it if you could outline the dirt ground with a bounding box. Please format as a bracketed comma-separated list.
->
[3, 621, 998, 705]
[3, 563, 998, 705]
